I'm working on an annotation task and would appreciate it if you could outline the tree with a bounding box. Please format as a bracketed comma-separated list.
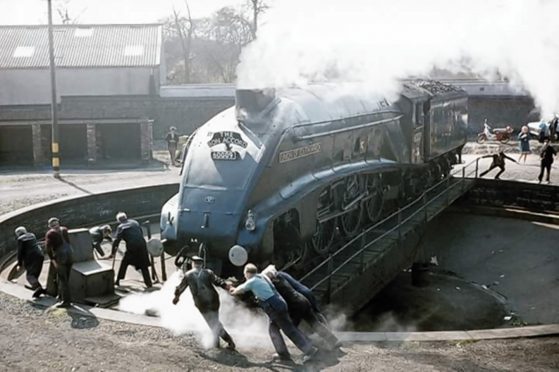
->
[172, 2, 195, 83]
[54, 0, 72, 24]
[246, 0, 268, 39]
[161, 1, 197, 83]
[161, 1, 269, 83]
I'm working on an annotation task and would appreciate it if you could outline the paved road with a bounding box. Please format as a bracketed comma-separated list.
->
[0, 164, 181, 215]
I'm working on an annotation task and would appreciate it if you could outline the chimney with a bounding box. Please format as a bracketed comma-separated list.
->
[235, 88, 277, 122]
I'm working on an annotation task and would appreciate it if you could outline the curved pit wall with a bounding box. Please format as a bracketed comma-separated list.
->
[0, 183, 178, 270]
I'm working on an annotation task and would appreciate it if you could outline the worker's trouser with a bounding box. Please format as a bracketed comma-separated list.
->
[260, 294, 313, 356]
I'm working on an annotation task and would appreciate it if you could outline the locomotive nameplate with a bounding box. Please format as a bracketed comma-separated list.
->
[207, 131, 248, 148]
[279, 143, 321, 163]
[211, 150, 239, 160]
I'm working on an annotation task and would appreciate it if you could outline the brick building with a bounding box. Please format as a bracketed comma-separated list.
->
[0, 24, 163, 166]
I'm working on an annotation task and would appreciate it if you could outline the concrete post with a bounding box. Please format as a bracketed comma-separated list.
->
[140, 120, 153, 162]
[86, 123, 97, 165]
[31, 124, 45, 166]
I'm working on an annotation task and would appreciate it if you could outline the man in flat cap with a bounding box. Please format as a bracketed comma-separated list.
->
[45, 217, 73, 308]
[14, 226, 45, 298]
[173, 255, 236, 350]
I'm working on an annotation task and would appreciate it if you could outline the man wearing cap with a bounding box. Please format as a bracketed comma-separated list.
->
[111, 212, 152, 288]
[14, 226, 45, 298]
[45, 217, 73, 308]
[165, 126, 179, 166]
[89, 224, 112, 258]
[172, 255, 236, 350]
[230, 263, 318, 363]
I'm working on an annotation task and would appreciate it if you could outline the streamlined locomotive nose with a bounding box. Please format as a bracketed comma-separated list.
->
[177, 187, 245, 257]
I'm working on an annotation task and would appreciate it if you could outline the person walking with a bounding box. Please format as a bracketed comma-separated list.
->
[172, 256, 236, 350]
[165, 127, 179, 166]
[45, 217, 73, 308]
[479, 151, 517, 179]
[230, 263, 318, 363]
[538, 139, 557, 183]
[111, 212, 152, 288]
[262, 265, 340, 350]
[89, 224, 112, 258]
[14, 226, 45, 298]
[518, 125, 531, 163]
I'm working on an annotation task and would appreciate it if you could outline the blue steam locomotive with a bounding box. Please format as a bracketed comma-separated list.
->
[160, 80, 468, 275]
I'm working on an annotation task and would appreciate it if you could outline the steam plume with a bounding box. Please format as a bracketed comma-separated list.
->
[119, 272, 272, 350]
[237, 0, 559, 116]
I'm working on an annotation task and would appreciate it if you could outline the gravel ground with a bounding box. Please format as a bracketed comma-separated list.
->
[0, 292, 557, 371]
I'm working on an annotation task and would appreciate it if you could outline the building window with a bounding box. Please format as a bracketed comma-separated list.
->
[124, 45, 144, 56]
[13, 46, 35, 58]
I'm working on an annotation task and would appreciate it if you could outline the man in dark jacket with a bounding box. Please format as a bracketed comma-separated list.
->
[89, 224, 112, 257]
[172, 255, 236, 350]
[262, 265, 340, 350]
[538, 139, 557, 183]
[14, 226, 45, 298]
[165, 126, 179, 166]
[111, 212, 152, 288]
[45, 217, 73, 308]
[479, 151, 517, 179]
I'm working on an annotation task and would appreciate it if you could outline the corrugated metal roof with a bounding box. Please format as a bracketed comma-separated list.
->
[0, 24, 161, 68]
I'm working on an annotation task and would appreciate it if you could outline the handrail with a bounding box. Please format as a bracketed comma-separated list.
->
[300, 157, 481, 288]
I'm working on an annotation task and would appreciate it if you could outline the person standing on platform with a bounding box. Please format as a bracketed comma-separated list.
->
[111, 212, 152, 288]
[538, 139, 557, 184]
[14, 226, 45, 298]
[45, 217, 73, 308]
[165, 126, 179, 166]
[518, 125, 531, 164]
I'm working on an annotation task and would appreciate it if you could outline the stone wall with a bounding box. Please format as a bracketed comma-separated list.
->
[0, 183, 179, 267]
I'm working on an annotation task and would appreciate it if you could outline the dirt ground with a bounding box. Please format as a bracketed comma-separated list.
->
[1, 142, 559, 371]
[0, 292, 557, 372]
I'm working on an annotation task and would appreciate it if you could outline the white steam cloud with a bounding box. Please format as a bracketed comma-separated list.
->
[237, 0, 559, 116]
[119, 272, 348, 351]
[119, 272, 271, 350]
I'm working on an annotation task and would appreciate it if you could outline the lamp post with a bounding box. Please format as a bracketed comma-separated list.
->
[47, 0, 60, 178]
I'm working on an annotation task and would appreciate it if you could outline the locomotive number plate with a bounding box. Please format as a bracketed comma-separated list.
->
[211, 151, 238, 160]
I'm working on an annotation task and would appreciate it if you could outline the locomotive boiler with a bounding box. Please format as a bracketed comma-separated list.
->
[160, 80, 468, 276]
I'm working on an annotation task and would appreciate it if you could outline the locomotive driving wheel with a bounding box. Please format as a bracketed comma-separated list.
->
[309, 187, 337, 255]
[339, 175, 365, 237]
[365, 173, 384, 223]
[273, 212, 310, 271]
